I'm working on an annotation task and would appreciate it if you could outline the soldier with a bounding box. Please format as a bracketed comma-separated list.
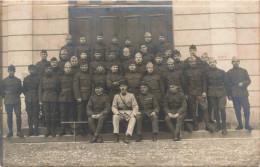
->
[163, 58, 185, 93]
[70, 56, 80, 76]
[124, 61, 143, 97]
[92, 33, 106, 60]
[36, 50, 50, 78]
[162, 48, 173, 68]
[73, 61, 93, 135]
[92, 65, 108, 94]
[90, 49, 105, 74]
[140, 45, 154, 64]
[205, 57, 228, 135]
[60, 34, 75, 60]
[39, 64, 59, 137]
[58, 49, 69, 75]
[121, 47, 133, 74]
[107, 34, 121, 60]
[201, 53, 210, 71]
[104, 50, 121, 74]
[23, 65, 40, 136]
[106, 63, 124, 102]
[136, 82, 159, 142]
[1, 65, 24, 138]
[142, 62, 164, 118]
[226, 56, 253, 131]
[58, 62, 75, 136]
[164, 84, 187, 141]
[154, 52, 167, 75]
[74, 36, 91, 59]
[50, 57, 61, 77]
[184, 44, 203, 67]
[87, 84, 111, 143]
[143, 32, 156, 54]
[156, 33, 172, 53]
[123, 37, 136, 54]
[112, 81, 139, 144]
[134, 52, 147, 76]
[173, 50, 186, 71]
[184, 56, 213, 132]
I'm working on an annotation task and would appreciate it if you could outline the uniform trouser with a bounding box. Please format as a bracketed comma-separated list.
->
[165, 115, 184, 137]
[232, 96, 250, 126]
[151, 89, 163, 119]
[88, 115, 108, 135]
[43, 102, 58, 131]
[208, 96, 226, 128]
[136, 113, 158, 135]
[5, 104, 22, 133]
[25, 102, 39, 131]
[188, 95, 209, 127]
[60, 102, 74, 131]
[113, 113, 136, 136]
[77, 100, 88, 132]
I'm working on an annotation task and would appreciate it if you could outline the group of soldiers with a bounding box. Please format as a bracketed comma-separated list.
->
[1, 32, 253, 144]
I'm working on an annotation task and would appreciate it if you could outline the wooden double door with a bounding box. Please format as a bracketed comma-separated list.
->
[69, 5, 173, 47]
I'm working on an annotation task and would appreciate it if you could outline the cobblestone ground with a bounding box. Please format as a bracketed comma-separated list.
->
[3, 138, 260, 167]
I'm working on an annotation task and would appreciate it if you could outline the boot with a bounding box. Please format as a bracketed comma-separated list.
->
[174, 132, 180, 141]
[44, 123, 51, 137]
[28, 117, 33, 136]
[205, 124, 214, 133]
[136, 134, 142, 142]
[244, 111, 253, 131]
[34, 127, 39, 136]
[17, 119, 24, 138]
[152, 133, 157, 142]
[59, 127, 66, 137]
[235, 124, 243, 130]
[51, 128, 56, 137]
[28, 129, 33, 136]
[193, 120, 198, 131]
[215, 122, 221, 132]
[114, 133, 119, 143]
[123, 134, 130, 144]
[97, 135, 103, 143]
[17, 131, 24, 138]
[90, 135, 98, 143]
[7, 132, 13, 138]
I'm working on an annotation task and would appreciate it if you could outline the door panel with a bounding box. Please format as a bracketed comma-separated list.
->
[124, 15, 142, 46]
[99, 16, 118, 44]
[149, 14, 167, 44]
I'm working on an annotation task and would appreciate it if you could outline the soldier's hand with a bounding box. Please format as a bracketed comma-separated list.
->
[228, 96, 232, 101]
[168, 113, 174, 118]
[173, 113, 179, 118]
[202, 93, 206, 98]
[136, 112, 141, 115]
[151, 112, 156, 116]
[238, 82, 243, 87]
[77, 98, 82, 103]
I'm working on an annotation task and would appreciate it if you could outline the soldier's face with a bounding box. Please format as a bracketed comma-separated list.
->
[209, 60, 217, 68]
[97, 36, 103, 42]
[129, 64, 136, 71]
[108, 53, 116, 59]
[28, 69, 36, 75]
[64, 64, 72, 74]
[95, 87, 103, 95]
[140, 45, 147, 53]
[189, 49, 197, 56]
[125, 40, 131, 45]
[111, 66, 118, 73]
[80, 53, 88, 60]
[94, 53, 101, 60]
[232, 60, 240, 67]
[140, 86, 148, 95]
[147, 66, 154, 74]
[51, 61, 58, 68]
[201, 55, 209, 62]
[164, 50, 172, 57]
[169, 85, 178, 93]
[158, 36, 165, 42]
[112, 37, 118, 44]
[168, 62, 175, 70]
[120, 84, 127, 93]
[80, 64, 88, 72]
[135, 54, 143, 64]
[45, 67, 52, 74]
[79, 37, 86, 44]
[8, 70, 15, 76]
[60, 50, 68, 60]
[71, 59, 78, 67]
[123, 49, 130, 57]
[189, 60, 196, 67]
[66, 38, 72, 44]
[155, 57, 163, 64]
[40, 53, 47, 60]
[145, 36, 152, 42]
[173, 54, 181, 62]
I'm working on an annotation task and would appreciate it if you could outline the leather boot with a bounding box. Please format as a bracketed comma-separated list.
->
[123, 134, 131, 144]
[51, 128, 56, 137]
[193, 120, 198, 131]
[34, 126, 39, 136]
[17, 131, 24, 138]
[7, 132, 13, 138]
[97, 135, 103, 143]
[28, 118, 33, 136]
[244, 111, 253, 131]
[17, 118, 24, 138]
[90, 135, 98, 143]
[44, 123, 51, 137]
[152, 133, 157, 142]
[215, 121, 221, 132]
[114, 133, 119, 143]
[235, 124, 243, 130]
[136, 134, 142, 142]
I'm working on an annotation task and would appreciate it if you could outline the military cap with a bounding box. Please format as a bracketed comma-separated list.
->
[188, 56, 196, 62]
[167, 58, 174, 64]
[189, 44, 197, 50]
[155, 52, 164, 58]
[119, 80, 127, 86]
[64, 62, 72, 67]
[146, 62, 154, 68]
[97, 33, 103, 37]
[79, 50, 87, 55]
[40, 50, 47, 54]
[232, 56, 240, 61]
[112, 34, 118, 38]
[128, 59, 136, 66]
[95, 83, 104, 89]
[110, 62, 119, 67]
[173, 50, 181, 55]
[79, 60, 88, 66]
[66, 34, 72, 40]
[159, 32, 166, 37]
[28, 64, 36, 70]
[94, 49, 102, 54]
[50, 57, 58, 62]
[70, 56, 78, 61]
[8, 65, 16, 72]
[145, 32, 152, 37]
[140, 81, 149, 88]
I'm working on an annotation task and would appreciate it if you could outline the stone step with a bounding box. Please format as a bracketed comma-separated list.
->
[5, 130, 258, 143]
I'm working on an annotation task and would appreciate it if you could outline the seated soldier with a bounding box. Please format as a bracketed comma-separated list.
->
[112, 81, 139, 144]
[136, 82, 159, 142]
[164, 84, 187, 141]
[87, 84, 110, 143]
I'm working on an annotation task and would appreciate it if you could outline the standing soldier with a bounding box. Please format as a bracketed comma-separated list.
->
[74, 36, 91, 59]
[156, 33, 172, 54]
[58, 49, 69, 75]
[70, 56, 80, 76]
[164, 84, 187, 141]
[143, 32, 156, 55]
[140, 45, 154, 64]
[50, 57, 61, 77]
[173, 50, 186, 71]
[23, 65, 40, 136]
[39, 64, 59, 137]
[154, 52, 167, 75]
[112, 81, 139, 144]
[87, 84, 111, 143]
[1, 65, 24, 138]
[104, 50, 121, 74]
[205, 57, 228, 135]
[73, 61, 93, 135]
[90, 49, 105, 75]
[123, 37, 136, 54]
[60, 34, 75, 60]
[134, 52, 147, 76]
[58, 62, 75, 136]
[136, 82, 159, 142]
[92, 65, 108, 94]
[121, 47, 133, 74]
[92, 33, 106, 60]
[36, 50, 50, 78]
[226, 57, 253, 131]
[184, 56, 214, 132]
[107, 34, 121, 60]
[184, 44, 203, 68]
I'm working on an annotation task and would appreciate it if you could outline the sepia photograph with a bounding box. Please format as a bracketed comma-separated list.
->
[0, 0, 259, 166]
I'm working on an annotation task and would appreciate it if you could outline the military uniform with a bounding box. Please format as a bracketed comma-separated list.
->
[143, 41, 156, 55]
[36, 59, 51, 78]
[71, 65, 80, 77]
[107, 43, 121, 60]
[135, 62, 147, 76]
[58, 73, 75, 135]
[74, 43, 91, 60]
[163, 69, 185, 93]
[206, 67, 228, 133]
[164, 90, 187, 139]
[57, 59, 68, 75]
[124, 72, 143, 96]
[106, 73, 124, 102]
[89, 60, 105, 75]
[226, 66, 251, 129]
[156, 42, 172, 54]
[60, 43, 75, 60]
[39, 72, 59, 137]
[1, 74, 23, 137]
[173, 60, 186, 72]
[23, 73, 40, 136]
[140, 52, 154, 64]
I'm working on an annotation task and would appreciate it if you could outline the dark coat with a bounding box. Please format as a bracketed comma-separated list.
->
[38, 74, 59, 102]
[87, 93, 110, 116]
[35, 59, 50, 78]
[137, 92, 159, 115]
[124, 72, 143, 95]
[163, 91, 187, 116]
[73, 71, 93, 101]
[58, 73, 74, 102]
[1, 76, 22, 104]
[23, 74, 40, 103]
